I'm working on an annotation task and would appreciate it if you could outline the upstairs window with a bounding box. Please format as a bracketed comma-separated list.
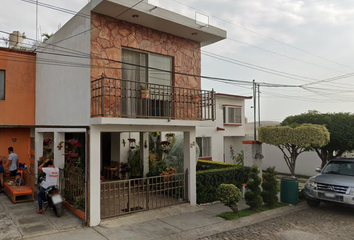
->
[223, 105, 242, 125]
[0, 70, 4, 100]
[196, 137, 211, 157]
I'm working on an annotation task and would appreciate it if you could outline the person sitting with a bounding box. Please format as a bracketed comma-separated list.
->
[15, 172, 24, 186]
[37, 159, 59, 214]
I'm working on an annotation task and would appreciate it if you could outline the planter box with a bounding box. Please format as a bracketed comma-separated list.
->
[62, 201, 85, 221]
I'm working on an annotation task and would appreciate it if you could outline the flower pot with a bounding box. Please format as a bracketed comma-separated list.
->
[141, 90, 150, 99]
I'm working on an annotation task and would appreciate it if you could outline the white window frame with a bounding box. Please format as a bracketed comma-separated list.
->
[196, 137, 211, 158]
[223, 105, 242, 125]
[122, 47, 172, 86]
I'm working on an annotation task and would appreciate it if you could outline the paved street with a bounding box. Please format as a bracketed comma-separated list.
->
[200, 203, 354, 240]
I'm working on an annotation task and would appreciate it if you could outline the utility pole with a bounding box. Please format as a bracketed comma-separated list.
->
[258, 84, 261, 128]
[253, 80, 257, 140]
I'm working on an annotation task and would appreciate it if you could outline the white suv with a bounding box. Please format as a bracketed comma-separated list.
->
[305, 158, 354, 207]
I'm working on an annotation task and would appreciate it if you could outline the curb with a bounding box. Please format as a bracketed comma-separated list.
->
[155, 202, 308, 240]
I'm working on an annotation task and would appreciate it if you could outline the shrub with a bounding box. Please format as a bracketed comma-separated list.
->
[217, 184, 242, 213]
[197, 160, 238, 171]
[196, 166, 250, 204]
[245, 166, 263, 210]
[261, 167, 278, 207]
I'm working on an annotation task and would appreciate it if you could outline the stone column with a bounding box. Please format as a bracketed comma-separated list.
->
[140, 132, 149, 177]
[89, 125, 101, 227]
[184, 129, 196, 205]
[242, 141, 263, 178]
[53, 132, 65, 169]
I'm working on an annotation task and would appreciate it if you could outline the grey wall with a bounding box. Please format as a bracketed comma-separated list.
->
[36, 4, 91, 126]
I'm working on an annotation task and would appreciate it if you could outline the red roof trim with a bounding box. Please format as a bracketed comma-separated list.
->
[0, 47, 36, 56]
[242, 141, 261, 144]
[215, 93, 252, 99]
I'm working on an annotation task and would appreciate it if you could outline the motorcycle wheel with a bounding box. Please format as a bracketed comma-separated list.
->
[53, 203, 63, 217]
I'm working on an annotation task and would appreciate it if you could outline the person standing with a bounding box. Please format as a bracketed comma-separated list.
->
[7, 147, 18, 176]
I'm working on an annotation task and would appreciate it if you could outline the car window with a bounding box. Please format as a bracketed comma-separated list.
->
[323, 161, 354, 176]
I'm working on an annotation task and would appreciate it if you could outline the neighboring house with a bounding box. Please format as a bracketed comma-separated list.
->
[0, 46, 36, 174]
[196, 93, 252, 163]
[35, 0, 226, 226]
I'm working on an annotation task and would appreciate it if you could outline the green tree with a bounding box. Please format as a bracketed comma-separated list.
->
[42, 33, 53, 42]
[259, 123, 330, 176]
[282, 111, 354, 168]
[261, 167, 278, 207]
[217, 184, 242, 213]
[245, 166, 263, 210]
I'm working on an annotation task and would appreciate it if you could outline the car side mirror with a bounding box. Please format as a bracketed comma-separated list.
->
[315, 167, 321, 173]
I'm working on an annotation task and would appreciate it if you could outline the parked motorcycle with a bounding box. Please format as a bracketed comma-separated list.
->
[38, 177, 63, 217]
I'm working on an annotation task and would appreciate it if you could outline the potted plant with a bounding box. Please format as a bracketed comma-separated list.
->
[140, 84, 150, 99]
[128, 146, 143, 178]
[160, 140, 170, 153]
[128, 138, 136, 149]
[120, 162, 130, 180]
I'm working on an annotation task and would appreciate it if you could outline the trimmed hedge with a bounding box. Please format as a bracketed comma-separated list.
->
[197, 160, 238, 170]
[196, 166, 250, 204]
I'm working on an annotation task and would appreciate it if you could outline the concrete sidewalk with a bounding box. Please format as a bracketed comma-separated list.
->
[14, 199, 308, 240]
[0, 191, 85, 240]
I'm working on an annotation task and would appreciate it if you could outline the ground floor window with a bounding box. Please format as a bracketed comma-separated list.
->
[196, 137, 211, 157]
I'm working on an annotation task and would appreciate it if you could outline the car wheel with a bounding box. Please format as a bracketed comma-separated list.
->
[306, 198, 320, 207]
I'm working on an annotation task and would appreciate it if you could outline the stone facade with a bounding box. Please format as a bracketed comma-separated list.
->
[90, 12, 202, 118]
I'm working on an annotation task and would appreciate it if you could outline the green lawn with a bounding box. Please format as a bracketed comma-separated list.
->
[218, 202, 288, 220]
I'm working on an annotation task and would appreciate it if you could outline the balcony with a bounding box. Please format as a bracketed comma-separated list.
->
[91, 77, 215, 121]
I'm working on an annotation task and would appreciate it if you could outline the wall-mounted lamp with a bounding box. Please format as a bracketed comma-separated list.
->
[190, 141, 196, 148]
[144, 140, 148, 149]
[122, 139, 126, 147]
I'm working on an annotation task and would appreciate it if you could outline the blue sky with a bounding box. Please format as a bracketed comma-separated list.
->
[2, 0, 354, 122]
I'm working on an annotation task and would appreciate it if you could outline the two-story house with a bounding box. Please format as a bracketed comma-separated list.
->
[35, 0, 226, 226]
[196, 93, 252, 163]
[0, 46, 36, 174]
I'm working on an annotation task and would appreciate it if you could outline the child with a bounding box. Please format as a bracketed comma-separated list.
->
[15, 172, 24, 186]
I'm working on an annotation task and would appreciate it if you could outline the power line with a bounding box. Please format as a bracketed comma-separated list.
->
[227, 37, 346, 73]
[301, 72, 354, 87]
[202, 51, 316, 83]
[4, 2, 349, 86]
[18, 0, 91, 19]
[167, 0, 350, 69]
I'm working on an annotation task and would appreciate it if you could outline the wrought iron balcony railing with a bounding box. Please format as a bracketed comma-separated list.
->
[91, 77, 215, 121]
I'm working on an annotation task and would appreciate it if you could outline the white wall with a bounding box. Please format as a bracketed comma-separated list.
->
[224, 136, 244, 164]
[262, 144, 320, 177]
[215, 96, 247, 137]
[36, 4, 91, 126]
[196, 126, 224, 161]
[196, 95, 248, 162]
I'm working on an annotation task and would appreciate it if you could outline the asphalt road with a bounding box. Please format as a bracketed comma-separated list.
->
[199, 203, 354, 240]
